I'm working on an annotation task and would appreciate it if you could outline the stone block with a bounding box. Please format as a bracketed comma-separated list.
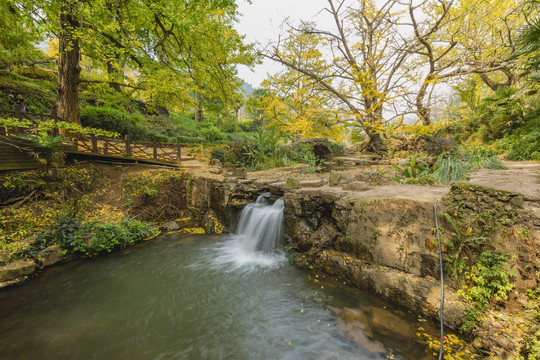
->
[300, 179, 326, 188]
[160, 221, 180, 231]
[37, 245, 62, 268]
[286, 176, 301, 190]
[343, 181, 370, 192]
[0, 260, 35, 282]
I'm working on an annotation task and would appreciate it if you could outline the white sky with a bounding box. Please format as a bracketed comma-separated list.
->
[235, 0, 331, 88]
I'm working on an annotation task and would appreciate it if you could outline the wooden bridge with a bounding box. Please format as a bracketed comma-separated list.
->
[0, 112, 197, 171]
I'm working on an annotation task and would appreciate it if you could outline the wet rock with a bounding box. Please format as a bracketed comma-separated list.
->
[310, 222, 340, 248]
[160, 221, 180, 231]
[286, 176, 301, 190]
[368, 307, 412, 340]
[337, 308, 386, 353]
[0, 260, 35, 282]
[37, 245, 62, 268]
[343, 181, 370, 192]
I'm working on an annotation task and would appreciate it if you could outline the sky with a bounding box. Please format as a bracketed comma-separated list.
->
[234, 0, 331, 88]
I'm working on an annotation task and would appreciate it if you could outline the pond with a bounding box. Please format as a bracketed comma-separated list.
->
[0, 197, 437, 359]
[0, 233, 436, 360]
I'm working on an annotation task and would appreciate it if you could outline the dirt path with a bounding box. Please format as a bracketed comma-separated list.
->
[467, 161, 540, 201]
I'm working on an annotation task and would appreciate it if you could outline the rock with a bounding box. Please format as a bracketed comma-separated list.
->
[209, 158, 221, 166]
[320, 189, 345, 203]
[232, 167, 247, 179]
[336, 308, 386, 353]
[340, 172, 353, 184]
[202, 210, 224, 234]
[329, 171, 342, 185]
[286, 176, 301, 190]
[0, 260, 35, 282]
[368, 307, 412, 340]
[343, 181, 370, 192]
[300, 179, 326, 188]
[209, 166, 223, 174]
[37, 245, 62, 268]
[224, 177, 238, 184]
[160, 221, 180, 231]
[269, 181, 286, 194]
[509, 195, 524, 208]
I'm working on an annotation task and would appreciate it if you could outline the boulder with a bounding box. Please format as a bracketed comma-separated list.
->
[343, 181, 370, 192]
[329, 171, 342, 185]
[0, 260, 35, 282]
[232, 167, 247, 179]
[209, 166, 223, 174]
[286, 176, 301, 190]
[160, 221, 180, 232]
[37, 245, 62, 268]
[300, 179, 326, 188]
[320, 189, 346, 203]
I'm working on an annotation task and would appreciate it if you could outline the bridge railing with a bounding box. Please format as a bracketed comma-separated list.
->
[1, 111, 185, 164]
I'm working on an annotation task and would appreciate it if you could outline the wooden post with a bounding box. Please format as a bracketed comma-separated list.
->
[103, 142, 108, 155]
[91, 135, 98, 153]
[176, 144, 182, 164]
[153, 142, 158, 160]
[125, 135, 132, 157]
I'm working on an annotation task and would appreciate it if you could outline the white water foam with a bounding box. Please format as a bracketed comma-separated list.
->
[211, 195, 286, 272]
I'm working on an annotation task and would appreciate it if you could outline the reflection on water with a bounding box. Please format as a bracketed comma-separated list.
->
[0, 234, 435, 360]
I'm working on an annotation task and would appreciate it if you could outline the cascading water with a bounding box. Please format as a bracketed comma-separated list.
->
[211, 193, 286, 270]
[234, 193, 285, 253]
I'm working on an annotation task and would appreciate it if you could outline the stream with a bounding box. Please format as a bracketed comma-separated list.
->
[0, 196, 435, 359]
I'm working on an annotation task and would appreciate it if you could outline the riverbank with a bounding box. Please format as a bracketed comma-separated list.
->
[1, 161, 539, 358]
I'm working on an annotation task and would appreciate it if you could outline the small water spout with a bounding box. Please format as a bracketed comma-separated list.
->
[234, 194, 285, 253]
[212, 194, 285, 270]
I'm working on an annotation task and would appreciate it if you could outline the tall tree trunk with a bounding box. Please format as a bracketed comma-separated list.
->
[363, 109, 386, 153]
[56, 0, 81, 124]
[416, 75, 434, 126]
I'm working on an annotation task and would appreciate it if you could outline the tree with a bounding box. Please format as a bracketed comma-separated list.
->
[261, 31, 347, 140]
[7, 0, 254, 124]
[266, 0, 415, 151]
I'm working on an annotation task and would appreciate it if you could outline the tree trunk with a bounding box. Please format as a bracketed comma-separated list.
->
[56, 0, 81, 124]
[107, 62, 122, 93]
[479, 69, 517, 92]
[416, 75, 433, 126]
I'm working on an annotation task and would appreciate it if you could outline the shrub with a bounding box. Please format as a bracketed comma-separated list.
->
[81, 106, 148, 140]
[431, 148, 505, 184]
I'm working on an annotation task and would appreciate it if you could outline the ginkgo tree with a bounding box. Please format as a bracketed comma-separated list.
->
[4, 0, 254, 124]
[265, 0, 416, 152]
[405, 0, 531, 125]
[260, 31, 348, 141]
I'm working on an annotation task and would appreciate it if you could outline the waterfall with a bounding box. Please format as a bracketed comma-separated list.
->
[211, 194, 285, 270]
[234, 194, 285, 253]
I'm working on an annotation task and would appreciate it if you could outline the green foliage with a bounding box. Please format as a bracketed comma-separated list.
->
[458, 251, 516, 308]
[443, 212, 489, 280]
[80, 107, 147, 140]
[89, 218, 153, 253]
[34, 211, 88, 256]
[23, 211, 154, 257]
[431, 148, 505, 184]
[390, 154, 430, 182]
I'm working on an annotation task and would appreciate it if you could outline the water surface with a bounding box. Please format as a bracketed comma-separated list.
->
[0, 234, 434, 359]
